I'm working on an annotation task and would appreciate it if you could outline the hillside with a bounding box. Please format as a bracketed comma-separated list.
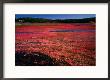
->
[15, 17, 95, 23]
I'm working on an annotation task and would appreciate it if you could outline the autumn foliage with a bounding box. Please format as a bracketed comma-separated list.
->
[15, 23, 96, 66]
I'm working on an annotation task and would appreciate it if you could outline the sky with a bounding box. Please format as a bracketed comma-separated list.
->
[15, 14, 96, 20]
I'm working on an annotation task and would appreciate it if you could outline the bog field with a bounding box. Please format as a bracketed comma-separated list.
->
[15, 23, 96, 66]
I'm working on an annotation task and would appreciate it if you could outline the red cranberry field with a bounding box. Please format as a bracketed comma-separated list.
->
[15, 23, 96, 66]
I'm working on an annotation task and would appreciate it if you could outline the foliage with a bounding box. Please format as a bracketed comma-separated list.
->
[15, 17, 96, 23]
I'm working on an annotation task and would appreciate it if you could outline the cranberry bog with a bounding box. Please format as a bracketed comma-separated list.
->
[15, 23, 96, 66]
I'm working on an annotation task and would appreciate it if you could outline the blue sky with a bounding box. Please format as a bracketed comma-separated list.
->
[15, 14, 96, 20]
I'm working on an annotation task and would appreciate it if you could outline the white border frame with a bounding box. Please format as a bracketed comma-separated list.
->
[4, 3, 108, 78]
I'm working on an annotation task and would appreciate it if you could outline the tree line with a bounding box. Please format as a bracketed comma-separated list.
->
[15, 17, 95, 23]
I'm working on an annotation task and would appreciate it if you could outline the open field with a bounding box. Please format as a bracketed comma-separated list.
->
[15, 23, 96, 66]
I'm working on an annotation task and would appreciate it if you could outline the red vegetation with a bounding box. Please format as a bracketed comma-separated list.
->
[15, 23, 96, 66]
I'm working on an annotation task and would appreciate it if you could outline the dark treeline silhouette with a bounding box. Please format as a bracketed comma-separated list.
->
[15, 17, 95, 23]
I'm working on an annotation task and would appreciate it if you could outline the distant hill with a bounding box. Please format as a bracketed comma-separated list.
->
[15, 17, 95, 23]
